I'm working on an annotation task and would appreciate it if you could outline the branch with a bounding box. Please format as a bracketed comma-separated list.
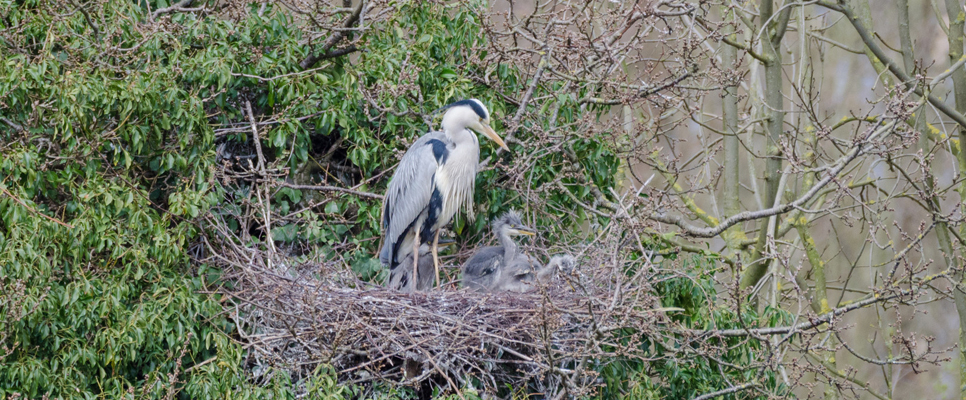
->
[317, 45, 359, 60]
[279, 182, 384, 200]
[650, 118, 896, 238]
[300, 1, 364, 69]
[820, 0, 966, 128]
[719, 36, 769, 63]
[579, 69, 692, 105]
[231, 64, 334, 83]
[68, 0, 100, 40]
[244, 100, 265, 172]
[505, 52, 549, 141]
[1, 118, 24, 132]
[691, 382, 758, 400]
[695, 288, 904, 337]
[0, 187, 74, 229]
[151, 0, 204, 19]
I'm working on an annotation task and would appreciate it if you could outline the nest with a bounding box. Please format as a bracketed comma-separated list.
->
[203, 230, 666, 397]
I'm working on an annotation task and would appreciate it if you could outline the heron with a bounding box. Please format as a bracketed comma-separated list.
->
[380, 99, 508, 291]
[461, 211, 576, 293]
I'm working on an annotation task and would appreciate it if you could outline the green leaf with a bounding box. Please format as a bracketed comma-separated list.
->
[272, 224, 299, 242]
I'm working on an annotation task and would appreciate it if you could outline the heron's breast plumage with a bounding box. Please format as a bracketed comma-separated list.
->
[435, 138, 479, 229]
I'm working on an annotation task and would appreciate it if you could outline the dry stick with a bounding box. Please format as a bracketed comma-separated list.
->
[278, 183, 384, 200]
[245, 100, 277, 260]
[414, 342, 467, 400]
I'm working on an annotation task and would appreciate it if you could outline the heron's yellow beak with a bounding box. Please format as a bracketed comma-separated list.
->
[515, 227, 536, 236]
[479, 122, 509, 151]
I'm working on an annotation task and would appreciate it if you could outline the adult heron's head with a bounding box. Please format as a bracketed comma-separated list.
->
[440, 99, 509, 151]
[493, 210, 535, 237]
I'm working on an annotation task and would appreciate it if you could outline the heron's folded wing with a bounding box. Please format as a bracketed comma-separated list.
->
[380, 133, 445, 264]
[461, 246, 504, 276]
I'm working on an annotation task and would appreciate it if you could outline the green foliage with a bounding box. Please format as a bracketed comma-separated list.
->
[593, 254, 789, 399]
[0, 0, 714, 397]
[0, 0, 302, 397]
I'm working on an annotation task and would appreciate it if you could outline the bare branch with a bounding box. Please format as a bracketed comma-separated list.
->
[300, 1, 365, 69]
[151, 0, 204, 19]
[820, 0, 966, 128]
[691, 382, 758, 400]
[650, 118, 897, 238]
[278, 182, 384, 200]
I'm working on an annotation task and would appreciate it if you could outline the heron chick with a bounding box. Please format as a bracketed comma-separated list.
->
[380, 99, 508, 292]
[462, 211, 573, 293]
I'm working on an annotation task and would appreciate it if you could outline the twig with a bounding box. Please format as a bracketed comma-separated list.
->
[279, 182, 384, 200]
[67, 0, 100, 40]
[300, 1, 365, 69]
[692, 287, 911, 337]
[151, 0, 204, 19]
[819, 0, 966, 128]
[0, 187, 74, 229]
[649, 116, 896, 238]
[231, 64, 332, 82]
[244, 100, 266, 172]
[578, 69, 692, 105]
[690, 382, 758, 400]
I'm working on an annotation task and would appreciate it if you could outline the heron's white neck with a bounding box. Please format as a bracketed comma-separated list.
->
[441, 110, 480, 145]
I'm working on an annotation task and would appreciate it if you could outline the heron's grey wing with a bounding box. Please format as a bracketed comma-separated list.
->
[379, 132, 446, 266]
[462, 246, 504, 276]
[462, 246, 504, 291]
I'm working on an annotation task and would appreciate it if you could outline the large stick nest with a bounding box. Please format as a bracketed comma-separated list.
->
[201, 227, 667, 397]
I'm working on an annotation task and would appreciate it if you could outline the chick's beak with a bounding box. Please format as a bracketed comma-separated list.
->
[478, 122, 509, 151]
[516, 226, 536, 236]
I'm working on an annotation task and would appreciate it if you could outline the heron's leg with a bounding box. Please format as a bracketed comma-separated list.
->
[412, 227, 420, 292]
[432, 230, 441, 288]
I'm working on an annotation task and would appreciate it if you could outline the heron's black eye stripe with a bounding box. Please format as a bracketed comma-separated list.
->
[447, 99, 488, 120]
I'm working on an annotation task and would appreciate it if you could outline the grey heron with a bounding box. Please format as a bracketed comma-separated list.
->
[461, 211, 576, 293]
[380, 99, 508, 291]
